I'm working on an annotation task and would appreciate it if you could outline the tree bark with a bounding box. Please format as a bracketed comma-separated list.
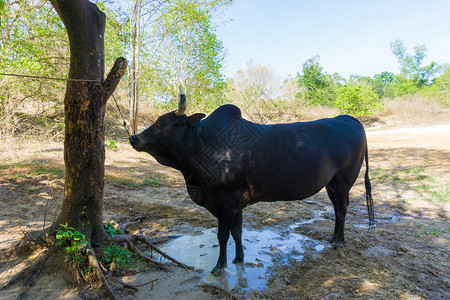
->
[49, 0, 127, 243]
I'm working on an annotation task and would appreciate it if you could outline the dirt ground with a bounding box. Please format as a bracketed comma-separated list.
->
[0, 119, 449, 299]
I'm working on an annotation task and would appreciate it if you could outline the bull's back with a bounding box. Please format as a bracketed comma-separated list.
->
[241, 115, 366, 202]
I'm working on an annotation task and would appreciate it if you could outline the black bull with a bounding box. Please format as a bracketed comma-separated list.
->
[130, 102, 375, 275]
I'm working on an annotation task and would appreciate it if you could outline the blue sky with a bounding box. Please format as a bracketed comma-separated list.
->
[215, 0, 450, 79]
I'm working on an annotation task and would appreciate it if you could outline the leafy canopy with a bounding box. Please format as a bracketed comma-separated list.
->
[335, 81, 382, 117]
[297, 56, 341, 106]
[148, 0, 228, 110]
[390, 39, 440, 88]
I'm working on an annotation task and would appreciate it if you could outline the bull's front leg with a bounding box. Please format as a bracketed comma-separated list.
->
[231, 210, 244, 264]
[211, 209, 234, 276]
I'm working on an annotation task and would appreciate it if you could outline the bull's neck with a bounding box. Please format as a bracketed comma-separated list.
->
[176, 123, 205, 174]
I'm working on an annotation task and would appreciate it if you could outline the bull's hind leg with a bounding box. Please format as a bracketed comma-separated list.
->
[231, 210, 244, 264]
[326, 178, 350, 248]
[212, 211, 233, 276]
[325, 186, 339, 242]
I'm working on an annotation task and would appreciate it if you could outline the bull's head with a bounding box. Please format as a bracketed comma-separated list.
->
[129, 85, 206, 168]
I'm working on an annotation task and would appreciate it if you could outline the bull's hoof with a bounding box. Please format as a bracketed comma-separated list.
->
[211, 265, 226, 276]
[330, 235, 345, 249]
[332, 241, 345, 249]
[331, 237, 345, 249]
[232, 257, 244, 264]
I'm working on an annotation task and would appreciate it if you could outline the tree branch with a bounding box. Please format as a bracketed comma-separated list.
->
[102, 57, 128, 103]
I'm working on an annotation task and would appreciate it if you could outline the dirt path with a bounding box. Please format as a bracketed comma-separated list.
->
[0, 122, 449, 299]
[367, 123, 450, 150]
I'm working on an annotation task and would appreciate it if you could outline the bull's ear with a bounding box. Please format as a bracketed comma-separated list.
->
[186, 113, 206, 125]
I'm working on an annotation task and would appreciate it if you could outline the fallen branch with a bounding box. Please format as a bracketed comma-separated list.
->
[198, 283, 240, 300]
[134, 235, 194, 270]
[119, 216, 147, 232]
[112, 235, 171, 272]
[127, 278, 158, 288]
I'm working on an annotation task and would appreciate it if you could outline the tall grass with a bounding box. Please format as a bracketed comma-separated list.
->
[380, 96, 447, 121]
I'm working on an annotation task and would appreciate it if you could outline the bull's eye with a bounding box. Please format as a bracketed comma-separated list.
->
[157, 121, 166, 128]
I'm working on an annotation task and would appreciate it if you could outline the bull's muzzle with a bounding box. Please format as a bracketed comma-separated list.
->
[129, 135, 138, 145]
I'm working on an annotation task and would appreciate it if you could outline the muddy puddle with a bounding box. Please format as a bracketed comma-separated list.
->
[159, 224, 329, 294]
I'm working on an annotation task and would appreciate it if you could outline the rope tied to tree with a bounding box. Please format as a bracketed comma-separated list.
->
[111, 94, 130, 137]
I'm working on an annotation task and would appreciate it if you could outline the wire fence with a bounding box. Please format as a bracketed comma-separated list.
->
[0, 72, 130, 136]
[0, 72, 101, 83]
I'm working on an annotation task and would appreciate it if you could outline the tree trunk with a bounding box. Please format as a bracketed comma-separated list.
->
[129, 0, 142, 136]
[49, 0, 127, 243]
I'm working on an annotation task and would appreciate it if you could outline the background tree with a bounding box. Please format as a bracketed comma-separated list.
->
[141, 0, 229, 112]
[296, 56, 339, 106]
[0, 0, 68, 139]
[349, 72, 394, 97]
[226, 61, 281, 120]
[123, 0, 230, 133]
[421, 65, 450, 105]
[128, 0, 143, 135]
[335, 81, 382, 117]
[372, 71, 394, 96]
[390, 39, 440, 88]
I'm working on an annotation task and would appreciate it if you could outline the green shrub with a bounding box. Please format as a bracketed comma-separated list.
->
[100, 245, 138, 271]
[103, 221, 123, 238]
[384, 77, 420, 98]
[335, 82, 382, 116]
[106, 140, 118, 150]
[421, 67, 450, 106]
[56, 223, 90, 267]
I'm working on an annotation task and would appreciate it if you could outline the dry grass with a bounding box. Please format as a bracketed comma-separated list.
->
[240, 102, 339, 124]
[379, 96, 448, 124]
[3, 88, 449, 146]
[105, 93, 342, 136]
[106, 95, 449, 139]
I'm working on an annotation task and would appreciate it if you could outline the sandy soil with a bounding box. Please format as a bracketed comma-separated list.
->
[0, 121, 449, 299]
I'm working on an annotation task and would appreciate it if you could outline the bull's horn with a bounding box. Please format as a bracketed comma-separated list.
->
[175, 84, 187, 116]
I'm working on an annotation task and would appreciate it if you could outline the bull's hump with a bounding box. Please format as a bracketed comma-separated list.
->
[213, 104, 242, 118]
[201, 104, 244, 129]
[336, 114, 362, 125]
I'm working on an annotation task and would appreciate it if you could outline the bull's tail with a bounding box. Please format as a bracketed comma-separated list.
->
[364, 145, 375, 228]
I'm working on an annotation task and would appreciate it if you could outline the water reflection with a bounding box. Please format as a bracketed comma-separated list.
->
[159, 226, 328, 294]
